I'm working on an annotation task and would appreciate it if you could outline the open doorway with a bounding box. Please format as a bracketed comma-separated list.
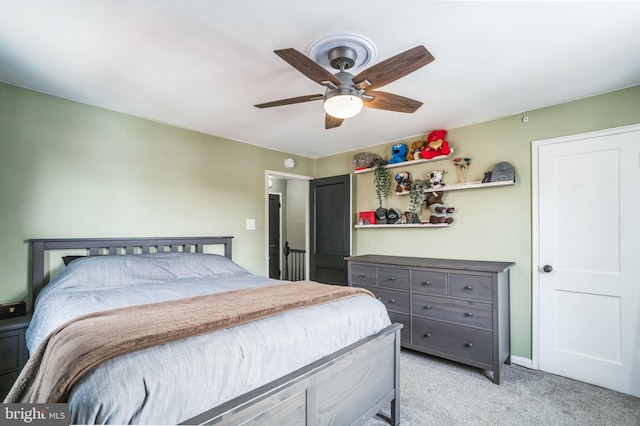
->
[265, 170, 311, 281]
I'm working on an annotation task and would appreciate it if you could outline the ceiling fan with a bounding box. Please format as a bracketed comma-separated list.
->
[254, 44, 435, 129]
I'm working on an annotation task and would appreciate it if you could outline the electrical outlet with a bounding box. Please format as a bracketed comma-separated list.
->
[246, 219, 256, 231]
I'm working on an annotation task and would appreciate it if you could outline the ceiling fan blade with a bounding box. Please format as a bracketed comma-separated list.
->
[353, 45, 434, 90]
[275, 48, 342, 87]
[254, 94, 323, 109]
[363, 91, 423, 113]
[325, 114, 344, 129]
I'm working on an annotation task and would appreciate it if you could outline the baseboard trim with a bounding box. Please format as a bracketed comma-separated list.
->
[511, 355, 534, 369]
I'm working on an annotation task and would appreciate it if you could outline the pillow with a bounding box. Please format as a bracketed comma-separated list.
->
[62, 255, 85, 266]
[48, 253, 248, 291]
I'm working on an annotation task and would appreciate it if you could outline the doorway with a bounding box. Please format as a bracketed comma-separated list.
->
[309, 174, 352, 285]
[265, 171, 353, 284]
[532, 124, 640, 397]
[266, 171, 312, 281]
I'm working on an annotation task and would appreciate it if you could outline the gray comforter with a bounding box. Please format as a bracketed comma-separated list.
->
[26, 253, 390, 424]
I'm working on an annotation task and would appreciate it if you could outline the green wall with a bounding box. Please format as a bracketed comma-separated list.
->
[0, 82, 314, 308]
[316, 85, 640, 359]
[2, 81, 639, 361]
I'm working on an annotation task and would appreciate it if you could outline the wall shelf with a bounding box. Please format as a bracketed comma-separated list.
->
[353, 151, 454, 174]
[355, 223, 450, 228]
[395, 179, 515, 195]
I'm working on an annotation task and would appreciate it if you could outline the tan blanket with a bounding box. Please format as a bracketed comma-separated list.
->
[5, 281, 373, 403]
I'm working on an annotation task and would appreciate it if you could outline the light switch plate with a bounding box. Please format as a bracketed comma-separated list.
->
[246, 219, 256, 231]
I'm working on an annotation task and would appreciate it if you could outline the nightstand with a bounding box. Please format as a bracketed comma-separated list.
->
[0, 314, 31, 400]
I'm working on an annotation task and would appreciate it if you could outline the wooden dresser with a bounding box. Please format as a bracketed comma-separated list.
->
[346, 255, 514, 384]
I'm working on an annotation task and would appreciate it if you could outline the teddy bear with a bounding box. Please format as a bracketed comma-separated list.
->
[406, 140, 424, 161]
[394, 171, 411, 193]
[389, 143, 407, 164]
[426, 190, 455, 224]
[421, 129, 452, 160]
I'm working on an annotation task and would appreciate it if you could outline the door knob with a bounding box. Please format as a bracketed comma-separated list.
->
[543, 265, 553, 273]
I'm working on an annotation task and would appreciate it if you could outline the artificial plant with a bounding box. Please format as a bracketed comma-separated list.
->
[407, 179, 430, 216]
[372, 157, 392, 209]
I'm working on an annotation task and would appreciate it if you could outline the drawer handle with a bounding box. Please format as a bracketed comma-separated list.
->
[389, 299, 396, 304]
[359, 273, 366, 277]
[424, 305, 432, 310]
[389, 277, 396, 281]
[465, 342, 473, 348]
[465, 285, 473, 290]
[422, 281, 431, 286]
[424, 333, 431, 338]
[465, 312, 474, 317]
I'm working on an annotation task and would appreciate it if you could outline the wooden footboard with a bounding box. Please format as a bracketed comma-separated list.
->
[183, 323, 402, 426]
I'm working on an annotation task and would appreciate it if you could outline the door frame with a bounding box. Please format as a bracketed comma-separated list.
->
[265, 170, 312, 279]
[531, 122, 640, 371]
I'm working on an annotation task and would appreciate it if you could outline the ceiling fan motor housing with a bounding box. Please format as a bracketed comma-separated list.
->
[328, 46, 357, 70]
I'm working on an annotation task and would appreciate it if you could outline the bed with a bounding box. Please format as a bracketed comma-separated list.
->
[7, 236, 401, 425]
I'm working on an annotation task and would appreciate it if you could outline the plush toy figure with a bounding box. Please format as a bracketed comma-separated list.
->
[426, 191, 455, 224]
[404, 211, 420, 224]
[389, 143, 407, 164]
[406, 140, 424, 161]
[427, 170, 446, 189]
[394, 171, 411, 193]
[421, 129, 452, 160]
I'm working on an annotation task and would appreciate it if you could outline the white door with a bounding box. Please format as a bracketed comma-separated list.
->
[534, 124, 640, 397]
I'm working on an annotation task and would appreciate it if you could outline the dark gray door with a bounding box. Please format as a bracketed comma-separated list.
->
[268, 193, 280, 279]
[309, 174, 351, 285]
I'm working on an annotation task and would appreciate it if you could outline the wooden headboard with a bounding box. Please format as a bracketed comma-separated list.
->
[30, 236, 233, 305]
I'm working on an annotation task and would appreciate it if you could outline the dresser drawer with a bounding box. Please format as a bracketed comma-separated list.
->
[350, 264, 377, 286]
[412, 318, 493, 365]
[0, 334, 19, 372]
[412, 294, 492, 329]
[364, 286, 410, 314]
[449, 274, 493, 302]
[388, 312, 411, 345]
[377, 267, 410, 291]
[411, 270, 447, 295]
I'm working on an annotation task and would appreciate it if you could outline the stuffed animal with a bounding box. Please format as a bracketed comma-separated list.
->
[426, 191, 455, 224]
[406, 140, 424, 161]
[427, 170, 446, 189]
[389, 143, 407, 164]
[404, 211, 420, 224]
[421, 129, 452, 160]
[394, 171, 411, 193]
[352, 152, 382, 170]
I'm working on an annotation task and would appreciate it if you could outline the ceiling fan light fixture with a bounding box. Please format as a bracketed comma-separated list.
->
[324, 89, 363, 119]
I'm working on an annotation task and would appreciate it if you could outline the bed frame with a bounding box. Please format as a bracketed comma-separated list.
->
[29, 236, 401, 426]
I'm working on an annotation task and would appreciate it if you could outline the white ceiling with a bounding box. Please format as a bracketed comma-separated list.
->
[1, 1, 639, 158]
